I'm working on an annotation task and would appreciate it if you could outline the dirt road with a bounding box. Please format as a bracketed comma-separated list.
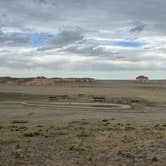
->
[0, 101, 131, 110]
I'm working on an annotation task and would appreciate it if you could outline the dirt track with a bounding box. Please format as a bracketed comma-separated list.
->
[0, 101, 131, 110]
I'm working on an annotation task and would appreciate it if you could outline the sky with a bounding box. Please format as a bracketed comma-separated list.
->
[0, 0, 166, 79]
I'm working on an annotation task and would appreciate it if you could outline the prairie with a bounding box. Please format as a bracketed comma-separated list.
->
[0, 80, 166, 166]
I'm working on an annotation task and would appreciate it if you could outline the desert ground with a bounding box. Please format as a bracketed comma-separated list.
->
[0, 80, 166, 166]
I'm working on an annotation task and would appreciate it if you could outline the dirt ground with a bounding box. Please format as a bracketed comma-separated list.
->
[0, 81, 166, 166]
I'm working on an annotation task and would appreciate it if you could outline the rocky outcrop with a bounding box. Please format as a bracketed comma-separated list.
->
[136, 75, 149, 83]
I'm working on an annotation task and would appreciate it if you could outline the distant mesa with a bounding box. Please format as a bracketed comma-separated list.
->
[0, 77, 96, 86]
[136, 75, 149, 83]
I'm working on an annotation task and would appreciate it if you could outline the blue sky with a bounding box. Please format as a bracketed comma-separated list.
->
[112, 41, 144, 48]
[31, 34, 54, 47]
[15, 32, 145, 49]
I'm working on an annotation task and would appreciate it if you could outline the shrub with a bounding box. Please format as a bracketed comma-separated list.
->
[11, 120, 28, 124]
[23, 132, 40, 137]
[0, 138, 19, 145]
[151, 156, 159, 162]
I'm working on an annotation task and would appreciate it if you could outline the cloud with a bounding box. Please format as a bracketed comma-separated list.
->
[48, 29, 84, 47]
[0, 31, 32, 47]
[0, 0, 166, 78]
[0, 30, 54, 47]
[38, 28, 84, 50]
[129, 23, 145, 33]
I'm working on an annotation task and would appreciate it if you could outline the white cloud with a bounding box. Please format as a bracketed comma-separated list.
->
[0, 0, 166, 78]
